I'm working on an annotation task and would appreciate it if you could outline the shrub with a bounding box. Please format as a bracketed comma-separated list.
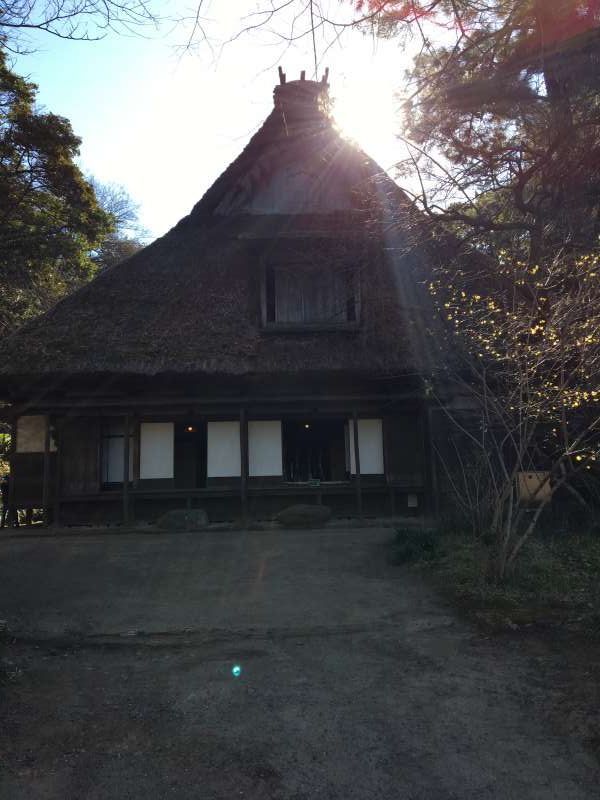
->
[392, 527, 440, 564]
[275, 504, 332, 528]
[410, 528, 600, 629]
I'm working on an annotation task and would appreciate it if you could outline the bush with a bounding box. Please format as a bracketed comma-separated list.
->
[391, 527, 440, 564]
[409, 528, 600, 632]
[275, 504, 332, 528]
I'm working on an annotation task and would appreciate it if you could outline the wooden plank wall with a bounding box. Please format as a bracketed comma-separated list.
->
[384, 413, 425, 486]
[10, 453, 55, 507]
[60, 417, 100, 495]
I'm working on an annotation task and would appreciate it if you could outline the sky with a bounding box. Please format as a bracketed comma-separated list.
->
[13, 1, 416, 240]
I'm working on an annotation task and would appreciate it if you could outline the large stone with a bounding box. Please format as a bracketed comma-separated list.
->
[275, 504, 332, 528]
[156, 509, 209, 532]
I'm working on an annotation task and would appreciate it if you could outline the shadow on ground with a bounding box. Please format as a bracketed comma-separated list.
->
[1, 528, 598, 799]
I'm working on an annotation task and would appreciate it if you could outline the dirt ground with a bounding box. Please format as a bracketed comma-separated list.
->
[0, 528, 599, 799]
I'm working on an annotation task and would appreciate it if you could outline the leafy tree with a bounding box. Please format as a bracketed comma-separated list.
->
[0, 47, 113, 332]
[352, 1, 600, 263]
[431, 249, 600, 578]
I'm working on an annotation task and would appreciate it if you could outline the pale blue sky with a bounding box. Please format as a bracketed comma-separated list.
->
[14, 2, 414, 239]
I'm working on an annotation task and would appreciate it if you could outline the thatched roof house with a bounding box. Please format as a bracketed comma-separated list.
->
[1, 70, 438, 526]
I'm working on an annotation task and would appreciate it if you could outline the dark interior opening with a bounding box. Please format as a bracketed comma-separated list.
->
[174, 422, 207, 489]
[282, 419, 348, 482]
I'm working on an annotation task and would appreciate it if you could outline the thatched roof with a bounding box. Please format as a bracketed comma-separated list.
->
[0, 73, 435, 390]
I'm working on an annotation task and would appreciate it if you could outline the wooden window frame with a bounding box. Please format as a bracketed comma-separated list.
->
[100, 420, 134, 488]
[260, 262, 361, 332]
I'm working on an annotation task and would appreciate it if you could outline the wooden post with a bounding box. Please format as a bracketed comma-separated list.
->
[42, 415, 51, 526]
[132, 416, 141, 488]
[382, 415, 395, 516]
[8, 417, 16, 527]
[425, 403, 439, 516]
[240, 408, 249, 521]
[352, 410, 363, 517]
[123, 414, 130, 525]
[129, 416, 140, 523]
[53, 417, 62, 527]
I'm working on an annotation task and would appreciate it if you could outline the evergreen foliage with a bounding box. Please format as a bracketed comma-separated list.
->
[357, 0, 600, 261]
[0, 48, 113, 332]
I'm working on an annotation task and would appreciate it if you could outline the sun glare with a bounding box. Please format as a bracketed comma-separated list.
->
[332, 77, 402, 168]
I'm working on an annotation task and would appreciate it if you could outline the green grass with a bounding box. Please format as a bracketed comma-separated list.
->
[394, 527, 600, 633]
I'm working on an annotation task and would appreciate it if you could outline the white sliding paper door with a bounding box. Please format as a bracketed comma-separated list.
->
[140, 422, 174, 479]
[248, 421, 282, 477]
[348, 418, 384, 475]
[207, 421, 241, 477]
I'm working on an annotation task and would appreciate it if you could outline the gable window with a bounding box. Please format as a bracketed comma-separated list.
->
[263, 265, 359, 328]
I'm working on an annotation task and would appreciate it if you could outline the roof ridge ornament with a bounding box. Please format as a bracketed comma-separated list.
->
[277, 67, 329, 86]
[273, 67, 331, 121]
